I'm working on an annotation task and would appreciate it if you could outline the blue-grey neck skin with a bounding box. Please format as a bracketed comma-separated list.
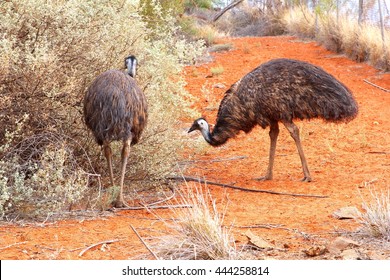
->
[125, 56, 137, 77]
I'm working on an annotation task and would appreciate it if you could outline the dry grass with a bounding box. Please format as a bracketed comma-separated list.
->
[195, 23, 225, 46]
[282, 7, 390, 69]
[282, 6, 316, 38]
[147, 185, 240, 260]
[210, 65, 225, 76]
[215, 2, 285, 37]
[357, 188, 390, 241]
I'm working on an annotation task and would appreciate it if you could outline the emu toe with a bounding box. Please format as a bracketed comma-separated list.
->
[113, 198, 130, 208]
[301, 176, 312, 182]
[254, 175, 272, 181]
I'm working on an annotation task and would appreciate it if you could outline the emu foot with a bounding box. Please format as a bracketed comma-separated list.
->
[253, 175, 272, 181]
[113, 198, 130, 209]
[301, 176, 312, 182]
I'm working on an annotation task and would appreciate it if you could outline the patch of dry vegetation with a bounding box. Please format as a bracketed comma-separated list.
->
[357, 188, 390, 241]
[282, 6, 390, 69]
[146, 186, 240, 260]
[0, 0, 205, 220]
[215, 1, 286, 37]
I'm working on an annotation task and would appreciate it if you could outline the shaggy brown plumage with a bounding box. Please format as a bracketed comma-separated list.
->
[189, 58, 358, 181]
[84, 70, 147, 146]
[84, 56, 147, 207]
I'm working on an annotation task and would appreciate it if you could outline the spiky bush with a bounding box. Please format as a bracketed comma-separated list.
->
[0, 0, 205, 220]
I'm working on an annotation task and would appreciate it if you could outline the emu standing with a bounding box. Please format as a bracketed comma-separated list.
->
[84, 56, 147, 207]
[188, 58, 358, 182]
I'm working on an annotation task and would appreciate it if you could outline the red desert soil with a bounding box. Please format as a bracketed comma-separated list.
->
[1, 36, 389, 260]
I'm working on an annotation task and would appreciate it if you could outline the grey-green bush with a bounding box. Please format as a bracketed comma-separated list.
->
[0, 0, 205, 220]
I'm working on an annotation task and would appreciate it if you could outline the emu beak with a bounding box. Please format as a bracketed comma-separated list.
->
[188, 122, 198, 133]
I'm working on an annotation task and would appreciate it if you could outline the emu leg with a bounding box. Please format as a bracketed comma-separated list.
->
[255, 121, 279, 181]
[114, 138, 131, 208]
[103, 141, 115, 186]
[282, 121, 312, 182]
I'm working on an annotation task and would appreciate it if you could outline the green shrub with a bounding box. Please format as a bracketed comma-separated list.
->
[139, 0, 184, 31]
[0, 0, 205, 220]
[184, 0, 215, 11]
[0, 132, 88, 220]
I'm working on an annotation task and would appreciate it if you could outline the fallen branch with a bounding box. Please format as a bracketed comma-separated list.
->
[130, 224, 158, 260]
[363, 79, 390, 93]
[167, 176, 328, 198]
[78, 239, 120, 257]
[213, 0, 244, 22]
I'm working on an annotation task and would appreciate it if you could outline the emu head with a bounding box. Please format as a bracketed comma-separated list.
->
[125, 55, 137, 78]
[188, 118, 209, 134]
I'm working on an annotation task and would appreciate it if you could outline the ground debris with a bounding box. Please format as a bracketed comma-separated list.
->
[333, 206, 360, 219]
[327, 236, 360, 254]
[245, 230, 274, 249]
[303, 245, 328, 257]
[339, 249, 368, 260]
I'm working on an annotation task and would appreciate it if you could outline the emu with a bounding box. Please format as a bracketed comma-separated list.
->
[84, 56, 147, 207]
[188, 58, 358, 182]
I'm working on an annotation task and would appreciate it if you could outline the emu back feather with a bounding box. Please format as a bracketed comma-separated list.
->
[209, 58, 358, 146]
[84, 70, 148, 146]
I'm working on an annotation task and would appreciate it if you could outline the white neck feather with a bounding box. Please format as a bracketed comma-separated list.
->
[199, 121, 212, 143]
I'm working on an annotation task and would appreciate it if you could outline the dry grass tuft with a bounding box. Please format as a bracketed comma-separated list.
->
[149, 185, 239, 260]
[210, 65, 225, 76]
[357, 188, 390, 241]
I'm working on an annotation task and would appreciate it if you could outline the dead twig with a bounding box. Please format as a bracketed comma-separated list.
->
[237, 224, 313, 239]
[363, 79, 390, 93]
[140, 186, 176, 208]
[180, 155, 247, 165]
[0, 241, 27, 250]
[112, 186, 187, 211]
[78, 239, 120, 257]
[112, 204, 192, 212]
[130, 224, 158, 260]
[167, 175, 328, 198]
[235, 223, 286, 229]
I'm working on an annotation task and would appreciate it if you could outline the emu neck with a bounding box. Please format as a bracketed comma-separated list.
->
[201, 122, 230, 147]
[200, 124, 212, 144]
[127, 62, 136, 78]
